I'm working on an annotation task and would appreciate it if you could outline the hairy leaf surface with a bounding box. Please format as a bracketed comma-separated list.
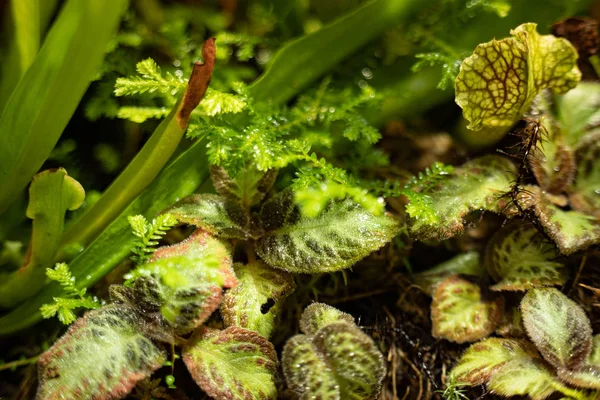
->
[557, 365, 600, 389]
[408, 156, 516, 240]
[183, 326, 278, 400]
[521, 288, 592, 370]
[165, 194, 250, 239]
[452, 338, 544, 385]
[126, 230, 236, 335]
[37, 305, 166, 400]
[431, 275, 503, 343]
[221, 261, 295, 338]
[256, 190, 399, 273]
[487, 357, 558, 400]
[299, 302, 355, 337]
[283, 323, 385, 400]
[455, 23, 580, 145]
[535, 191, 600, 255]
[485, 223, 566, 291]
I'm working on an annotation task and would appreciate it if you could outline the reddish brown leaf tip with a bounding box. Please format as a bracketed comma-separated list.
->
[177, 37, 216, 128]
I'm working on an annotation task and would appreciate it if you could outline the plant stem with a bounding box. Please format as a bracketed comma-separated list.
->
[0, 355, 39, 371]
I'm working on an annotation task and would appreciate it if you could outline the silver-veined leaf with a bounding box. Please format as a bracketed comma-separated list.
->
[37, 305, 166, 400]
[256, 190, 399, 273]
[183, 326, 278, 400]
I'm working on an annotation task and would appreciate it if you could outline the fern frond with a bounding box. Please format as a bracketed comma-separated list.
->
[117, 106, 169, 123]
[40, 263, 100, 325]
[412, 53, 462, 90]
[114, 58, 185, 97]
[128, 213, 178, 265]
[198, 88, 247, 116]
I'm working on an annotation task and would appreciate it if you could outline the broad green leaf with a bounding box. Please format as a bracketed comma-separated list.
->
[0, 168, 84, 307]
[555, 82, 600, 147]
[484, 223, 566, 291]
[283, 323, 385, 400]
[535, 191, 600, 255]
[221, 261, 295, 338]
[455, 23, 580, 146]
[408, 155, 516, 241]
[0, 0, 128, 215]
[59, 39, 216, 253]
[37, 305, 166, 400]
[299, 302, 355, 337]
[412, 252, 484, 295]
[210, 165, 277, 208]
[256, 190, 399, 273]
[570, 131, 600, 219]
[183, 326, 278, 400]
[452, 338, 542, 385]
[126, 229, 236, 335]
[557, 365, 600, 389]
[521, 288, 592, 370]
[165, 194, 250, 240]
[487, 357, 558, 400]
[249, 0, 433, 105]
[0, 140, 211, 335]
[431, 275, 503, 343]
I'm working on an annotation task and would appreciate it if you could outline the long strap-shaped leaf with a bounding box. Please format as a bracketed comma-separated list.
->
[248, 0, 432, 105]
[0, 0, 128, 215]
[57, 38, 216, 256]
[0, 140, 210, 335]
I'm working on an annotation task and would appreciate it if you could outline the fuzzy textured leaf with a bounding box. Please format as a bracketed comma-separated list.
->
[299, 302, 356, 337]
[408, 155, 516, 241]
[485, 223, 566, 291]
[455, 23, 580, 144]
[182, 326, 278, 400]
[431, 275, 503, 343]
[125, 230, 236, 335]
[521, 288, 592, 370]
[555, 82, 600, 147]
[452, 338, 545, 385]
[221, 261, 295, 338]
[486, 357, 558, 400]
[535, 190, 600, 255]
[37, 305, 166, 400]
[557, 365, 600, 389]
[256, 190, 399, 273]
[283, 323, 385, 400]
[165, 194, 250, 239]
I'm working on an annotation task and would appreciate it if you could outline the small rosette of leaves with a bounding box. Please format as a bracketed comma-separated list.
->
[484, 223, 566, 291]
[455, 23, 581, 145]
[282, 303, 385, 400]
[165, 194, 251, 239]
[431, 275, 503, 343]
[407, 155, 516, 241]
[37, 305, 166, 400]
[256, 190, 399, 273]
[221, 261, 295, 339]
[125, 230, 236, 335]
[182, 326, 278, 400]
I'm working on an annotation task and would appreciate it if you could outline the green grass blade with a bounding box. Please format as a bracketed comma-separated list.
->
[0, 140, 210, 335]
[0, 0, 41, 112]
[248, 0, 432, 105]
[0, 0, 128, 216]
